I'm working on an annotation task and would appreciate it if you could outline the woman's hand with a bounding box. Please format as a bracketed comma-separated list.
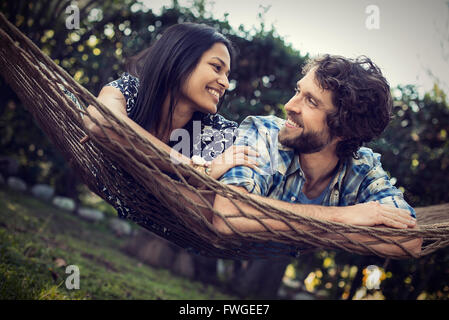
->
[208, 145, 259, 180]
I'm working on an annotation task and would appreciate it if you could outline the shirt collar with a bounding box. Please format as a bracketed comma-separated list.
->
[285, 153, 303, 176]
[278, 146, 347, 191]
[275, 147, 304, 177]
[331, 160, 348, 191]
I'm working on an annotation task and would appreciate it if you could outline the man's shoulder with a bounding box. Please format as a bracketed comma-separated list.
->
[348, 147, 383, 175]
[344, 148, 414, 216]
[239, 115, 285, 133]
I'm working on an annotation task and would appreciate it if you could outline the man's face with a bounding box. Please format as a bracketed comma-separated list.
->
[278, 69, 337, 154]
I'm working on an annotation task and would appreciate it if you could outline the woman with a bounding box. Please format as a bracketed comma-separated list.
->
[82, 23, 257, 245]
[85, 23, 257, 179]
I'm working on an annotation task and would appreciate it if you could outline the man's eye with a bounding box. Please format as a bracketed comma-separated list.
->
[307, 96, 317, 106]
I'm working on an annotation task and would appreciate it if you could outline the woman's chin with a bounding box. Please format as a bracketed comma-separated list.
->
[197, 104, 217, 114]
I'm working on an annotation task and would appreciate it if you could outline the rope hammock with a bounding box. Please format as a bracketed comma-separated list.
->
[1, 13, 448, 260]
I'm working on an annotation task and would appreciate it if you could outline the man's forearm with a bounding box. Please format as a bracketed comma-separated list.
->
[327, 228, 423, 258]
[213, 190, 337, 234]
[212, 187, 422, 257]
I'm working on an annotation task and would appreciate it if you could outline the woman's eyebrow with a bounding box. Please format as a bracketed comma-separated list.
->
[211, 56, 230, 75]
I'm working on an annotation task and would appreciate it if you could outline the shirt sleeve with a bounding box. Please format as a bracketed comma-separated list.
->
[358, 153, 416, 218]
[104, 72, 139, 115]
[219, 116, 274, 196]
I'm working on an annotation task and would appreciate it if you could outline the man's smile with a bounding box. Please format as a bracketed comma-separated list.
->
[285, 118, 302, 129]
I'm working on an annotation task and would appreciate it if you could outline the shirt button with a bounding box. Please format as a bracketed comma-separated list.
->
[291, 196, 296, 202]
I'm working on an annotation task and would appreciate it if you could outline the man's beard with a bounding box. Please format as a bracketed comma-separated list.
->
[278, 126, 333, 154]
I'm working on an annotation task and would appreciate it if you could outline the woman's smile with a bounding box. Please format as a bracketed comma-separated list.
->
[206, 86, 221, 103]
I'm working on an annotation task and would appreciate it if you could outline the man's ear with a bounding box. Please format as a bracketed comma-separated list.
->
[330, 136, 343, 145]
[329, 136, 343, 153]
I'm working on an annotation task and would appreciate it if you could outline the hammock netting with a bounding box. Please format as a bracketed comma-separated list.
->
[1, 13, 448, 260]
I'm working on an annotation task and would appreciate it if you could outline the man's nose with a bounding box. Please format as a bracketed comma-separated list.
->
[284, 95, 302, 114]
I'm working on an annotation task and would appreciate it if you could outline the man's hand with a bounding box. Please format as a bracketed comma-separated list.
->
[333, 201, 416, 228]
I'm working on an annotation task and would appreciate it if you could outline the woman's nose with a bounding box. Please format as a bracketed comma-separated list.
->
[218, 75, 229, 90]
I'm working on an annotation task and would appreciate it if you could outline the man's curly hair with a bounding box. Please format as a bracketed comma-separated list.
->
[303, 54, 393, 159]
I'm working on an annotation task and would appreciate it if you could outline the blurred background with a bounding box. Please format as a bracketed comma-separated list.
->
[0, 0, 448, 300]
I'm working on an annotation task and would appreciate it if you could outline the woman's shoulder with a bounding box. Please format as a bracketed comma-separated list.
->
[201, 113, 238, 131]
[196, 113, 238, 160]
[104, 72, 140, 114]
[106, 72, 140, 89]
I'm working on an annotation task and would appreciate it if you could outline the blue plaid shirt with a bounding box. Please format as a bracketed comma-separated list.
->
[220, 115, 415, 218]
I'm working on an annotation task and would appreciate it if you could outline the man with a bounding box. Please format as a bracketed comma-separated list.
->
[212, 54, 422, 257]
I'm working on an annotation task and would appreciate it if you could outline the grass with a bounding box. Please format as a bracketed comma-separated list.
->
[0, 187, 235, 300]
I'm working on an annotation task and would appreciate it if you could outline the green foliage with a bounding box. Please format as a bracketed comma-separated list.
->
[368, 85, 449, 206]
[0, 100, 71, 192]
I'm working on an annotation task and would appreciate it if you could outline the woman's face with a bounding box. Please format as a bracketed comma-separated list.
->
[179, 42, 231, 114]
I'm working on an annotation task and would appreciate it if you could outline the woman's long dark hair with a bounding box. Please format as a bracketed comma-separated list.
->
[126, 23, 236, 133]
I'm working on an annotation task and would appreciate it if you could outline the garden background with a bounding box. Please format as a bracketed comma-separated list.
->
[1, 0, 448, 300]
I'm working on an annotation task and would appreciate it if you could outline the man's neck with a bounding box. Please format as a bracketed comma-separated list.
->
[298, 147, 339, 197]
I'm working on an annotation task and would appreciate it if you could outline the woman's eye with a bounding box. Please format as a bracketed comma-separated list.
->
[212, 64, 221, 72]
